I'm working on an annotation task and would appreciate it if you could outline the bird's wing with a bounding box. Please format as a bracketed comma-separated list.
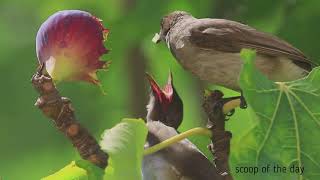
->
[189, 19, 314, 71]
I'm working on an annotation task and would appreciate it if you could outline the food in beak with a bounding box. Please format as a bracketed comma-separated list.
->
[152, 33, 161, 43]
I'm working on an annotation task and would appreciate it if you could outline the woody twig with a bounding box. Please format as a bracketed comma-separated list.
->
[31, 64, 108, 168]
[203, 90, 237, 180]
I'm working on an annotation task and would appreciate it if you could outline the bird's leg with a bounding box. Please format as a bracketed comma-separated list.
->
[220, 96, 239, 119]
[214, 90, 248, 118]
[240, 90, 247, 109]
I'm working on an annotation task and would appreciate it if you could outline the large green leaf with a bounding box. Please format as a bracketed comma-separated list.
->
[42, 160, 104, 180]
[42, 119, 147, 180]
[230, 49, 320, 180]
[100, 118, 148, 180]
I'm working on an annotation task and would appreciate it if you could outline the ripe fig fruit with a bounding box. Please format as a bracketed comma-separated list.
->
[36, 10, 110, 84]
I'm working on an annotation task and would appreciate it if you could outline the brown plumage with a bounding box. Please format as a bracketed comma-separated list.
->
[143, 121, 221, 180]
[154, 11, 314, 91]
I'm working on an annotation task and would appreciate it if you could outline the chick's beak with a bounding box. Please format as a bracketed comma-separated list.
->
[145, 72, 174, 103]
[146, 72, 162, 96]
[163, 71, 173, 98]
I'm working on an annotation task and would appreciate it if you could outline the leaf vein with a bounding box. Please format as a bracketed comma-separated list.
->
[289, 88, 320, 97]
[255, 91, 282, 165]
[285, 91, 303, 180]
[288, 89, 320, 128]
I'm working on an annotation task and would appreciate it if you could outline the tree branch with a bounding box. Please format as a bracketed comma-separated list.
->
[203, 90, 234, 180]
[31, 65, 108, 168]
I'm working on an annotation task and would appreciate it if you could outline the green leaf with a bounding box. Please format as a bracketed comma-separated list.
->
[100, 118, 148, 180]
[75, 160, 104, 180]
[230, 49, 320, 180]
[42, 161, 103, 180]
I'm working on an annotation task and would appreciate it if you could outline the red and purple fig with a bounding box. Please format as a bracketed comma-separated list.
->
[36, 10, 109, 84]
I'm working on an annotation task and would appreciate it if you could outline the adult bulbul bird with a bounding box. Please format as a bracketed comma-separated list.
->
[143, 73, 221, 180]
[153, 11, 314, 91]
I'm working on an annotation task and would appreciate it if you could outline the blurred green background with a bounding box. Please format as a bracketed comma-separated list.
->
[1, 0, 320, 179]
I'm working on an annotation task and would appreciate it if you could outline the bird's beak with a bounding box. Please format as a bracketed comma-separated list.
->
[163, 70, 173, 99]
[167, 70, 173, 85]
[145, 72, 174, 102]
[146, 72, 162, 95]
[152, 33, 161, 44]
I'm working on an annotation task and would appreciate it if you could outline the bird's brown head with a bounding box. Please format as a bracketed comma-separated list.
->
[146, 72, 183, 129]
[153, 11, 191, 43]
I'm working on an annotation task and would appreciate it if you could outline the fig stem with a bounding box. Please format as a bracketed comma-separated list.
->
[143, 127, 212, 156]
[31, 67, 108, 168]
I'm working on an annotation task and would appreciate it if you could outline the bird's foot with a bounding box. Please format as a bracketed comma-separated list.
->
[203, 90, 232, 121]
[221, 97, 238, 120]
[203, 90, 247, 120]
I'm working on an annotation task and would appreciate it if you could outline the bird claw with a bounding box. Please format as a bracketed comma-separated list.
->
[220, 97, 237, 119]
[225, 109, 235, 120]
[204, 90, 247, 121]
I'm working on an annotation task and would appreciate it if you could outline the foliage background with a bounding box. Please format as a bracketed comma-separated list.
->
[0, 0, 319, 179]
